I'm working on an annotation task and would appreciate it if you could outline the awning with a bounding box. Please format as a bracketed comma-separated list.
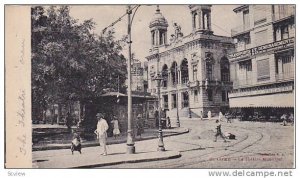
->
[229, 92, 294, 108]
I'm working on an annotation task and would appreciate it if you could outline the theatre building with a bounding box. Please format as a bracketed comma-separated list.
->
[146, 5, 235, 118]
[228, 5, 295, 118]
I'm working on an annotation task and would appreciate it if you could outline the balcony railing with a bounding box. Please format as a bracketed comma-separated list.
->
[275, 72, 294, 81]
[231, 24, 251, 37]
[273, 6, 295, 22]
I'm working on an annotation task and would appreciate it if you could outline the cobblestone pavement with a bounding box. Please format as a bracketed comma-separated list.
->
[100, 118, 294, 168]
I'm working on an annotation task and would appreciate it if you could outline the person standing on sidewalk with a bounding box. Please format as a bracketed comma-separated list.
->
[281, 113, 288, 126]
[136, 114, 144, 139]
[166, 116, 171, 129]
[214, 120, 227, 142]
[218, 111, 223, 122]
[208, 110, 212, 120]
[94, 113, 109, 156]
[111, 115, 120, 139]
[200, 111, 203, 120]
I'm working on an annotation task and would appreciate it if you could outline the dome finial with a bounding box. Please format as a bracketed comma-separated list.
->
[156, 5, 160, 13]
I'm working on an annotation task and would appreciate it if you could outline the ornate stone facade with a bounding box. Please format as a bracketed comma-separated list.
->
[146, 5, 235, 118]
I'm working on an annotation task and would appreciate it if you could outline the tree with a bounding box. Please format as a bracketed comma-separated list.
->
[31, 6, 127, 121]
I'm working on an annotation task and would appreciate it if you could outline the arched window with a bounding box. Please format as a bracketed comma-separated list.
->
[203, 13, 208, 29]
[205, 53, 214, 80]
[220, 56, 230, 82]
[162, 64, 168, 87]
[194, 13, 199, 29]
[181, 59, 189, 84]
[151, 31, 155, 45]
[171, 62, 178, 85]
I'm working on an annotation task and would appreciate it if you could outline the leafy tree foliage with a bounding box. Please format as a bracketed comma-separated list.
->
[31, 6, 127, 119]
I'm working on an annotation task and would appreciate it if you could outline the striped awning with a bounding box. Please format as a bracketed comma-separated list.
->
[229, 92, 294, 108]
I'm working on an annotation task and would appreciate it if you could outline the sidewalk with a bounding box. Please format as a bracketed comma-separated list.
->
[32, 132, 184, 168]
[33, 150, 181, 168]
[33, 127, 189, 151]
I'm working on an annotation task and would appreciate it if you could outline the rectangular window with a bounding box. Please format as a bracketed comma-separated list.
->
[192, 64, 198, 81]
[275, 51, 294, 80]
[281, 26, 289, 40]
[255, 29, 267, 46]
[257, 59, 270, 81]
[282, 55, 294, 76]
[172, 94, 177, 108]
[182, 92, 189, 108]
[163, 95, 168, 110]
[245, 33, 251, 45]
[207, 89, 213, 101]
[222, 91, 226, 102]
[253, 5, 267, 25]
[238, 60, 252, 86]
[243, 10, 250, 29]
[194, 90, 198, 103]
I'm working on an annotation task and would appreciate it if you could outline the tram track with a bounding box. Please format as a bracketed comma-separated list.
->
[138, 124, 265, 168]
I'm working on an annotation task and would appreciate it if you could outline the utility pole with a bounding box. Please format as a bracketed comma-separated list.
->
[126, 5, 135, 154]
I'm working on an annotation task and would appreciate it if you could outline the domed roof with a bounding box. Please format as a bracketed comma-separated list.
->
[149, 7, 168, 28]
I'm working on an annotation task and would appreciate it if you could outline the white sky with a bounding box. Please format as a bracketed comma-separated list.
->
[69, 5, 239, 62]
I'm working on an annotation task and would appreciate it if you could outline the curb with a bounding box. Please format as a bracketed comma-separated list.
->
[74, 151, 182, 168]
[33, 128, 189, 151]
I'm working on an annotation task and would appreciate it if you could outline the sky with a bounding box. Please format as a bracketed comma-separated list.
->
[69, 5, 240, 62]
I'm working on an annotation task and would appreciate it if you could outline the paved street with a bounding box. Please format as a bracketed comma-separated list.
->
[32, 118, 294, 168]
[100, 118, 294, 168]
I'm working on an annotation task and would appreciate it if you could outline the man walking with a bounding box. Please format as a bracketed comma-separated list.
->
[214, 120, 227, 142]
[95, 113, 109, 156]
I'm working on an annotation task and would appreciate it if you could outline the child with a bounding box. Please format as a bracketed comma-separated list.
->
[71, 133, 82, 154]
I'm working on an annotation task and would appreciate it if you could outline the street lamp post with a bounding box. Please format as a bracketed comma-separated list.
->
[175, 65, 180, 127]
[187, 82, 192, 118]
[155, 53, 165, 151]
[126, 5, 135, 154]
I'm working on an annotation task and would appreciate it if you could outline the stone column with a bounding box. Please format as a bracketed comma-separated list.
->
[191, 12, 195, 29]
[168, 71, 171, 87]
[165, 31, 168, 45]
[178, 70, 182, 84]
[168, 93, 172, 110]
[155, 30, 159, 46]
[198, 10, 203, 30]
[207, 13, 211, 31]
[158, 30, 160, 45]
[178, 92, 182, 109]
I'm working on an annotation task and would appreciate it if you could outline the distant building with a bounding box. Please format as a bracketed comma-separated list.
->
[143, 61, 149, 92]
[146, 5, 235, 118]
[131, 59, 145, 92]
[228, 5, 295, 117]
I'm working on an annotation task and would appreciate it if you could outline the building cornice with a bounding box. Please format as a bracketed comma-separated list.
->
[146, 33, 234, 61]
[233, 5, 249, 13]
